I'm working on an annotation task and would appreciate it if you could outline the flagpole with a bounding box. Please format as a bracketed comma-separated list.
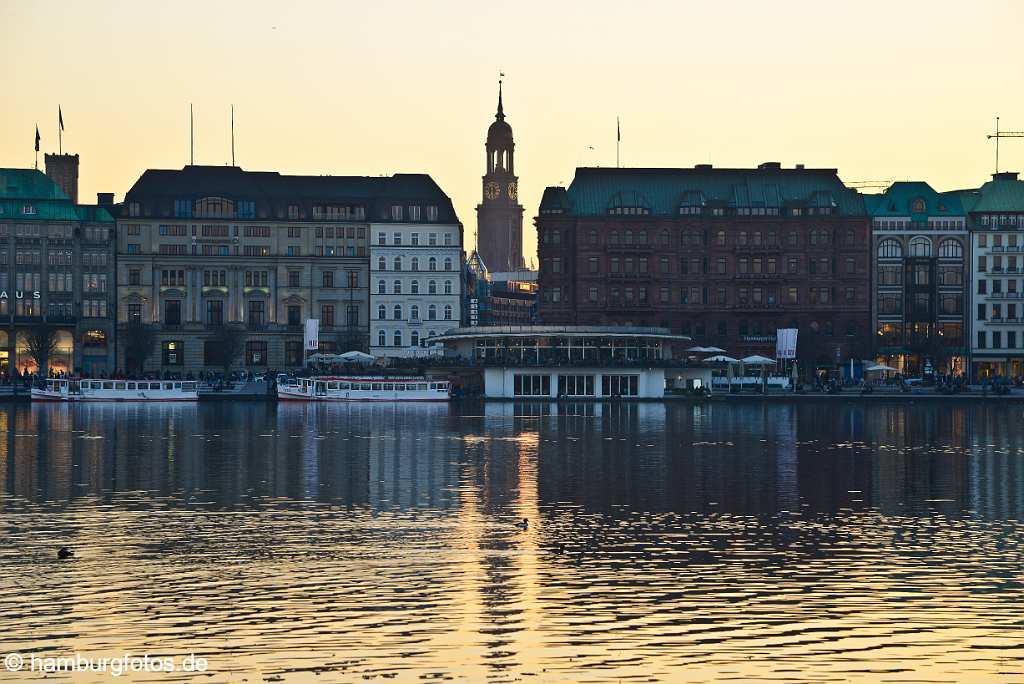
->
[58, 106, 62, 155]
[190, 104, 194, 165]
[231, 105, 235, 166]
[616, 117, 620, 168]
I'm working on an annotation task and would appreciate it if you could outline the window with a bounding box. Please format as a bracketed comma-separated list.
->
[246, 341, 268, 366]
[411, 280, 419, 294]
[428, 304, 437, 320]
[128, 269, 141, 286]
[429, 257, 437, 271]
[393, 279, 402, 294]
[206, 300, 224, 325]
[938, 239, 963, 258]
[411, 331, 420, 347]
[287, 305, 301, 326]
[444, 257, 453, 271]
[878, 239, 902, 258]
[248, 300, 265, 327]
[444, 280, 453, 295]
[245, 271, 269, 287]
[321, 305, 335, 327]
[558, 375, 595, 397]
[411, 257, 419, 271]
[444, 304, 453, 321]
[393, 330, 403, 347]
[161, 340, 183, 366]
[322, 270, 334, 288]
[410, 304, 420, 320]
[288, 271, 300, 288]
[393, 304, 403, 320]
[909, 237, 931, 257]
[378, 303, 387, 321]
[378, 330, 387, 347]
[164, 300, 182, 326]
[514, 375, 550, 397]
[378, 256, 386, 271]
[428, 280, 437, 295]
[601, 375, 638, 397]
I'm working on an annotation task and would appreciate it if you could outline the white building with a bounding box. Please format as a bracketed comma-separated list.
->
[369, 187, 463, 357]
[969, 171, 1024, 380]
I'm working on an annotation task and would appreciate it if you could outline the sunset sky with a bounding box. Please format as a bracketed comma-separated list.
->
[2, 0, 1023, 262]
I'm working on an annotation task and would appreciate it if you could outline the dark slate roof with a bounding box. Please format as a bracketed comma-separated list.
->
[866, 181, 969, 217]
[122, 165, 460, 223]
[0, 168, 112, 223]
[544, 166, 867, 217]
[539, 187, 570, 212]
[971, 172, 1024, 213]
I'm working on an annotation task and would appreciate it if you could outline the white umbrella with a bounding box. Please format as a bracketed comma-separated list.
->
[339, 350, 375, 363]
[866, 363, 898, 373]
[702, 346, 727, 354]
[686, 346, 710, 353]
[704, 354, 739, 363]
[741, 355, 777, 366]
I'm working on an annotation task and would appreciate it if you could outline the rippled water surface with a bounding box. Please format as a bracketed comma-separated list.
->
[1, 401, 1023, 682]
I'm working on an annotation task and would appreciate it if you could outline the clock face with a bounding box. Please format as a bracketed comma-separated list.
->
[507, 182, 518, 200]
[484, 181, 501, 200]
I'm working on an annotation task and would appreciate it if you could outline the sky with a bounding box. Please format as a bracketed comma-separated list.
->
[2, 0, 1023, 264]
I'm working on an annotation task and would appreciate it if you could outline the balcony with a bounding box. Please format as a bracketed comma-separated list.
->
[734, 243, 783, 253]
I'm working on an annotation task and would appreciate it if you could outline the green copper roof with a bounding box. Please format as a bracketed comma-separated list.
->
[866, 181, 968, 217]
[0, 167, 112, 223]
[545, 166, 866, 216]
[971, 172, 1024, 213]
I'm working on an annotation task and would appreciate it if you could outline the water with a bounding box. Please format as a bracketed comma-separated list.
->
[1, 400, 1023, 682]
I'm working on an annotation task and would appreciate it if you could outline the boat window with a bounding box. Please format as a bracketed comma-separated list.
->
[429, 383, 436, 390]
[360, 383, 371, 391]
[173, 382, 180, 389]
[149, 383, 160, 390]
[126, 383, 135, 390]
[163, 382, 172, 390]
[371, 383, 382, 391]
[439, 383, 449, 390]
[114, 382, 125, 390]
[182, 382, 196, 391]
[418, 383, 427, 391]
[328, 382, 339, 390]
[339, 383, 350, 390]
[394, 384, 405, 391]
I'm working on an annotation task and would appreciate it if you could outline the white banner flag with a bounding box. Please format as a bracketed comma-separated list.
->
[304, 319, 320, 351]
[776, 328, 798, 359]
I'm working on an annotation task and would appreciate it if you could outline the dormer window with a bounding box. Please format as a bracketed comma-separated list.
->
[174, 199, 192, 218]
[426, 205, 438, 222]
[21, 204, 36, 216]
[912, 198, 926, 213]
[390, 205, 403, 221]
[128, 202, 141, 217]
[287, 204, 299, 220]
[408, 206, 421, 222]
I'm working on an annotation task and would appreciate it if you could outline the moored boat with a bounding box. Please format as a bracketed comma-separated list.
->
[32, 378, 199, 402]
[277, 376, 451, 402]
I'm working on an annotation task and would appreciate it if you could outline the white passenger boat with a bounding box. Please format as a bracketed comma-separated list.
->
[277, 376, 451, 402]
[32, 377, 199, 402]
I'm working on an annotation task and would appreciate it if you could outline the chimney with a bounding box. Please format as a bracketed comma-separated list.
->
[795, 164, 805, 170]
[44, 153, 80, 204]
[694, 164, 713, 170]
[97, 192, 114, 207]
[993, 171, 1020, 181]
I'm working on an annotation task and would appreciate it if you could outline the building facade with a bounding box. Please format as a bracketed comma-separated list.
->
[117, 165, 371, 373]
[867, 182, 970, 376]
[475, 82, 524, 272]
[969, 171, 1024, 380]
[536, 164, 872, 367]
[0, 165, 116, 377]
[369, 177, 463, 357]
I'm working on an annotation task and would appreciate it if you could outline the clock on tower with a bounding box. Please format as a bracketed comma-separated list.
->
[475, 79, 525, 272]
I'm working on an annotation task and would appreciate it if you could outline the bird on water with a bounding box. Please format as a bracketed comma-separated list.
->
[57, 547, 74, 560]
[515, 518, 529, 530]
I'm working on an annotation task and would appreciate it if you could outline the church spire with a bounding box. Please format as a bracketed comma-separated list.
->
[496, 76, 504, 121]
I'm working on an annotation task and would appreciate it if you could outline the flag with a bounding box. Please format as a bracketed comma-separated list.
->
[34, 126, 40, 151]
[59, 106, 64, 131]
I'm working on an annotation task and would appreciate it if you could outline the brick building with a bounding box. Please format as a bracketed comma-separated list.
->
[536, 164, 871, 366]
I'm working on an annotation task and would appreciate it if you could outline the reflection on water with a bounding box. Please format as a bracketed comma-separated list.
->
[1, 401, 1023, 682]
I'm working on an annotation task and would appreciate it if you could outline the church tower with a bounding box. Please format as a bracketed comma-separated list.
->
[476, 80, 525, 272]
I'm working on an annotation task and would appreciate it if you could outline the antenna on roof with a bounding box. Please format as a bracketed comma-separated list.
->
[190, 104, 194, 165]
[987, 116, 1024, 174]
[231, 105, 235, 167]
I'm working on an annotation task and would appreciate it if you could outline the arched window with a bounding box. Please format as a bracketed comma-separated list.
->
[411, 256, 419, 271]
[443, 304, 453, 321]
[912, 198, 926, 213]
[624, 229, 633, 244]
[393, 330, 402, 347]
[378, 330, 386, 347]
[428, 304, 437, 320]
[393, 256, 402, 271]
[609, 231, 619, 245]
[909, 237, 931, 257]
[428, 280, 437, 294]
[444, 280, 452, 295]
[638, 230, 648, 245]
[660, 230, 670, 246]
[411, 331, 419, 347]
[377, 304, 386, 320]
[444, 257, 453, 271]
[589, 229, 599, 245]
[377, 279, 386, 294]
[938, 238, 963, 259]
[428, 330, 436, 340]
[393, 304, 402, 320]
[716, 231, 726, 246]
[393, 279, 402, 294]
[877, 239, 902, 258]
[429, 257, 437, 271]
[411, 280, 419, 294]
[378, 256, 386, 271]
[410, 304, 419, 320]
